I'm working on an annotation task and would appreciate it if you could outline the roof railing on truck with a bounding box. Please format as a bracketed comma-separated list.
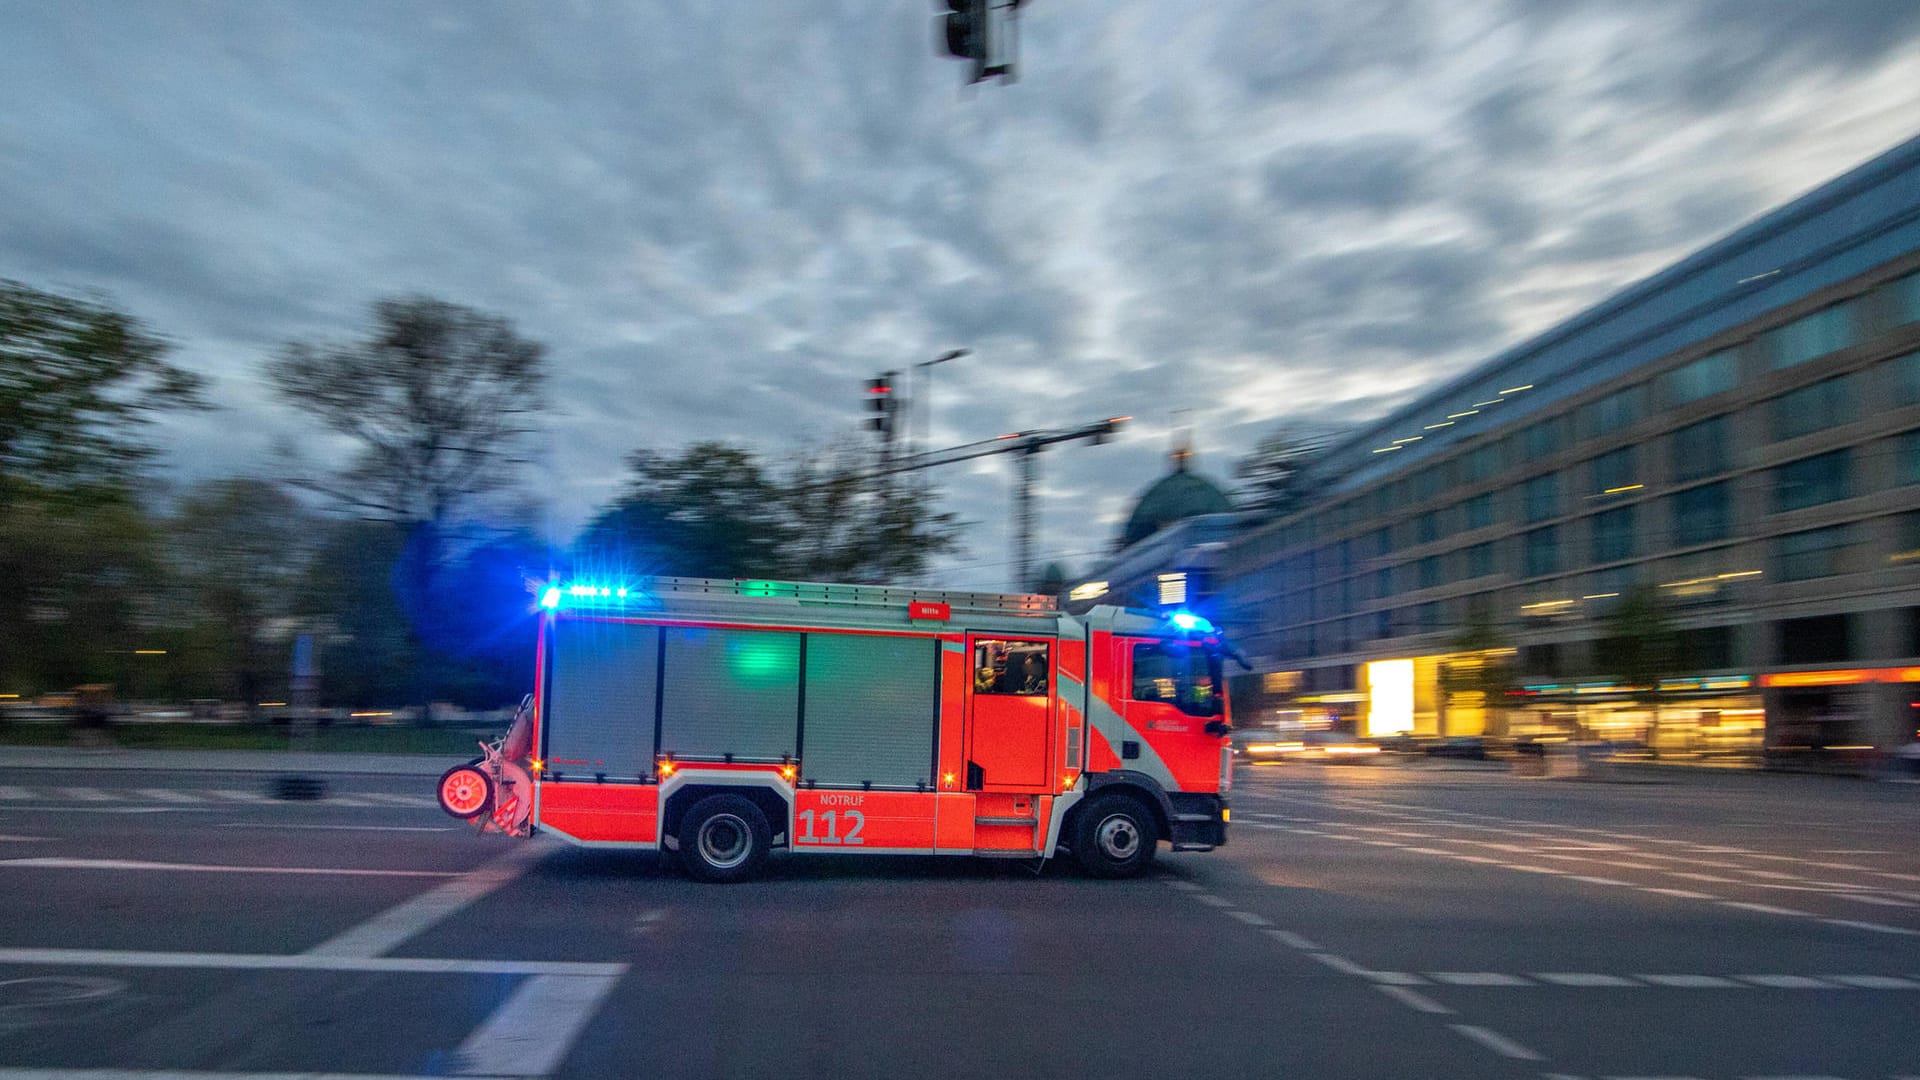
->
[602, 575, 1060, 618]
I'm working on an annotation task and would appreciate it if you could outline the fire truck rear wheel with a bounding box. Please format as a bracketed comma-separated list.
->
[679, 794, 772, 883]
[1072, 793, 1157, 879]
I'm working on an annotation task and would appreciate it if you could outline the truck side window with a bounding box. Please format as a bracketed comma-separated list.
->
[973, 639, 1050, 696]
[1130, 642, 1222, 717]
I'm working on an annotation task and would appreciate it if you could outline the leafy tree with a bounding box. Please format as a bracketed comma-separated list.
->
[0, 279, 205, 505]
[162, 478, 319, 711]
[777, 442, 962, 582]
[269, 297, 548, 704]
[0, 493, 165, 694]
[1594, 585, 1685, 751]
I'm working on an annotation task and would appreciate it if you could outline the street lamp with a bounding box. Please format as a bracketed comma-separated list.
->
[913, 348, 970, 468]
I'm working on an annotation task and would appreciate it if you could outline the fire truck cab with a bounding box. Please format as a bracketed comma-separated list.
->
[438, 576, 1233, 882]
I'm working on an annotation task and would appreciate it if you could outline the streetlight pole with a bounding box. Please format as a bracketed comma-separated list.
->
[914, 348, 969, 480]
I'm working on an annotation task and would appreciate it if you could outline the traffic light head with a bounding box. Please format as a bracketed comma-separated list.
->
[937, 0, 989, 81]
[866, 375, 896, 435]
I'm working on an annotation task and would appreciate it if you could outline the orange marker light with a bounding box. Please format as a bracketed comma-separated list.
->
[942, 771, 956, 787]
[658, 761, 677, 777]
[530, 759, 544, 773]
[779, 764, 797, 781]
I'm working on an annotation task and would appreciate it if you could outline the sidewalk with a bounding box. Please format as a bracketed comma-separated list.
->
[0, 745, 452, 776]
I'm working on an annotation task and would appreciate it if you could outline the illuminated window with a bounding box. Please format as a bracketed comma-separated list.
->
[1157, 572, 1188, 606]
[974, 639, 1051, 696]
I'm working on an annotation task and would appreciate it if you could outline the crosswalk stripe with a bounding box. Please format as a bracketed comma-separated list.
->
[0, 786, 30, 800]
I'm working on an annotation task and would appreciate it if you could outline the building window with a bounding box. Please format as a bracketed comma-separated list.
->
[1776, 525, 1853, 582]
[1895, 271, 1920, 326]
[1663, 350, 1737, 405]
[1776, 613, 1854, 665]
[1773, 374, 1854, 441]
[1417, 555, 1441, 590]
[1467, 541, 1494, 579]
[1592, 505, 1635, 564]
[1368, 526, 1392, 559]
[1524, 416, 1565, 458]
[1523, 472, 1559, 523]
[1462, 442, 1500, 483]
[1673, 482, 1730, 547]
[1464, 492, 1495, 530]
[1524, 526, 1559, 578]
[1418, 602, 1441, 634]
[1768, 302, 1856, 368]
[1414, 465, 1445, 501]
[1774, 448, 1852, 512]
[1416, 510, 1442, 544]
[1900, 430, 1920, 487]
[1890, 351, 1920, 408]
[1585, 386, 1641, 438]
[1671, 415, 1729, 482]
[1375, 610, 1392, 640]
[1590, 446, 1635, 494]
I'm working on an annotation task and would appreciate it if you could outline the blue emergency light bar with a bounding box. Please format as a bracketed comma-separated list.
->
[540, 582, 636, 611]
[1169, 612, 1214, 633]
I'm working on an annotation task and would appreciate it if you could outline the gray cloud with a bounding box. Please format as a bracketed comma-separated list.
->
[2, 1, 1918, 588]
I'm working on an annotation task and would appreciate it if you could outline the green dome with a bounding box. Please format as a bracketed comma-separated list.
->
[1120, 458, 1233, 548]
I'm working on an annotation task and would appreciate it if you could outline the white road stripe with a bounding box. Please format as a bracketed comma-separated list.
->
[1640, 887, 1719, 900]
[1194, 893, 1234, 908]
[1737, 975, 1839, 989]
[1820, 918, 1919, 936]
[0, 858, 456, 877]
[1639, 974, 1743, 988]
[0, 786, 32, 800]
[1226, 909, 1272, 927]
[206, 789, 273, 803]
[215, 823, 455, 832]
[304, 840, 550, 958]
[1827, 974, 1920, 988]
[1265, 930, 1321, 950]
[0, 947, 625, 976]
[1376, 984, 1453, 1014]
[452, 973, 622, 1076]
[1307, 952, 1372, 976]
[1535, 973, 1641, 987]
[57, 787, 117, 802]
[1719, 901, 1812, 918]
[1449, 1023, 1543, 1061]
[135, 788, 206, 803]
[1429, 971, 1532, 986]
[357, 793, 438, 807]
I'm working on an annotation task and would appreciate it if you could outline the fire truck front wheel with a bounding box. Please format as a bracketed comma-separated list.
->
[679, 794, 772, 883]
[1072, 793, 1158, 879]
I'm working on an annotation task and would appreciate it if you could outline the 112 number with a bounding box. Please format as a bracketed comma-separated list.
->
[797, 808, 865, 845]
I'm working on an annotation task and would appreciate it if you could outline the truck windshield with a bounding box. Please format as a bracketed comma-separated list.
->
[1130, 641, 1223, 717]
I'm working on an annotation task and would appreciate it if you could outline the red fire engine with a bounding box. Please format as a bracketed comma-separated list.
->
[437, 576, 1234, 882]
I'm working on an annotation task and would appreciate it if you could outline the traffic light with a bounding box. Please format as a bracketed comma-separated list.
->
[938, 0, 989, 83]
[866, 375, 895, 435]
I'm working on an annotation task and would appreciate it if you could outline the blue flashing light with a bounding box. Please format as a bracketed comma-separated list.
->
[540, 586, 561, 610]
[1169, 612, 1214, 633]
[549, 582, 643, 609]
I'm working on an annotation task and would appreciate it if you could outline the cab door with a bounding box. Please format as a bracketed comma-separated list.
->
[963, 636, 1053, 791]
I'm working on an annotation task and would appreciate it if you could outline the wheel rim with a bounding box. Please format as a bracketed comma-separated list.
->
[696, 813, 752, 869]
[440, 769, 488, 815]
[1095, 813, 1142, 860]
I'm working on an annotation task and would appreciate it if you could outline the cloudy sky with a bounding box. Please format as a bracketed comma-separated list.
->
[5, 1, 1920, 589]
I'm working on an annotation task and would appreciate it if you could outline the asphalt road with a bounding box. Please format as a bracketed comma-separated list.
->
[3, 758, 1918, 1080]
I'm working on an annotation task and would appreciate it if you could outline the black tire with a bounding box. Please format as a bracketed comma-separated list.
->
[437, 763, 493, 820]
[678, 794, 772, 884]
[1072, 793, 1158, 879]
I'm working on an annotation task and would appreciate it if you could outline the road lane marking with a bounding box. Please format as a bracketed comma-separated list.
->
[304, 840, 551, 958]
[1226, 909, 1272, 927]
[1376, 984, 1453, 1014]
[1193, 893, 1234, 907]
[1429, 972, 1532, 986]
[134, 788, 206, 803]
[1820, 917, 1919, 936]
[1161, 879, 1203, 892]
[357, 793, 438, 807]
[56, 787, 116, 802]
[206, 789, 273, 803]
[1264, 930, 1321, 950]
[0, 786, 33, 800]
[1638, 974, 1743, 988]
[0, 834, 50, 843]
[0, 947, 626, 976]
[1640, 887, 1720, 900]
[1535, 973, 1640, 987]
[1306, 952, 1372, 976]
[452, 972, 622, 1076]
[1827, 974, 1920, 988]
[0, 858, 456, 877]
[1736, 975, 1838, 988]
[214, 823, 455, 832]
[1719, 901, 1812, 917]
[1448, 1023, 1543, 1061]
